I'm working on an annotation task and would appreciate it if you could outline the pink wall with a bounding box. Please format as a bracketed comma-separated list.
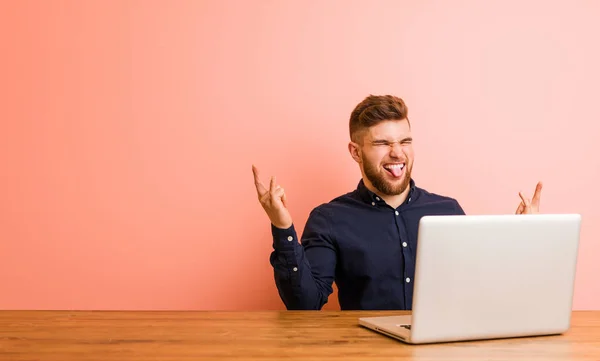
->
[1, 1, 598, 310]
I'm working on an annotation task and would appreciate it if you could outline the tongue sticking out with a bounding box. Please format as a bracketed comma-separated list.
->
[389, 166, 403, 178]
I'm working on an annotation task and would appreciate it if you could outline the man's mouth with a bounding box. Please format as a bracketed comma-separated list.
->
[383, 163, 405, 178]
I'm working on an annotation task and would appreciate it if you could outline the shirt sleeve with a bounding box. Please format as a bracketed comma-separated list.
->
[269, 207, 337, 310]
[454, 199, 466, 215]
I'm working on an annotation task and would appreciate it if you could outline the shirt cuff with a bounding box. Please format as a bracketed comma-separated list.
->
[271, 223, 299, 251]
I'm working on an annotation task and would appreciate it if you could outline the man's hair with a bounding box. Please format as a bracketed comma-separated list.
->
[349, 94, 410, 143]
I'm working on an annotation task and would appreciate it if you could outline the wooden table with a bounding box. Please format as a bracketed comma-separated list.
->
[1, 310, 599, 360]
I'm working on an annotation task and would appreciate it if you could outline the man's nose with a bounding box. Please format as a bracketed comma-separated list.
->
[389, 143, 403, 158]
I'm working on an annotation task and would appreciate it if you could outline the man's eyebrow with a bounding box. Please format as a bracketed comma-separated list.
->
[370, 137, 412, 143]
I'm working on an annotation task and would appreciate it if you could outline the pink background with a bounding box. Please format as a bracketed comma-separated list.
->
[1, 1, 598, 310]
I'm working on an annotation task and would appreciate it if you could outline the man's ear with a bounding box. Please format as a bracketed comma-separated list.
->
[348, 141, 361, 163]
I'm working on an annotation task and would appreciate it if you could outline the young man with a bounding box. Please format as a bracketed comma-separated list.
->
[252, 94, 542, 310]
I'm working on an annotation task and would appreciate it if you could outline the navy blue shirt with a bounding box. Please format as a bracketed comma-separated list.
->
[269, 178, 465, 310]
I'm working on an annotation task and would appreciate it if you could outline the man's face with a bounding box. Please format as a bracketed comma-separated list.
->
[350, 119, 414, 196]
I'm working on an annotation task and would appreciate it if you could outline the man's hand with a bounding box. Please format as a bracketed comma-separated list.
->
[515, 181, 543, 214]
[252, 165, 293, 229]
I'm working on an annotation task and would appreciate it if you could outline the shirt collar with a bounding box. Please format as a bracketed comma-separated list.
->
[357, 178, 416, 207]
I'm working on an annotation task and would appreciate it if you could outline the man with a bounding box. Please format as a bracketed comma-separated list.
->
[252, 94, 542, 310]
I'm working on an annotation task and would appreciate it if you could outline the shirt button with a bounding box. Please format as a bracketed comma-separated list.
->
[375, 197, 380, 201]
[287, 236, 293, 242]
[408, 197, 412, 202]
[406, 277, 411, 283]
[371, 202, 375, 206]
[293, 267, 298, 272]
[402, 242, 407, 247]
[395, 211, 399, 216]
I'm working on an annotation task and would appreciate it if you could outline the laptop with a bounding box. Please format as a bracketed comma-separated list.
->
[358, 213, 582, 344]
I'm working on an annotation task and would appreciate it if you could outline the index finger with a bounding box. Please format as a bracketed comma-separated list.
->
[519, 192, 531, 211]
[252, 165, 268, 196]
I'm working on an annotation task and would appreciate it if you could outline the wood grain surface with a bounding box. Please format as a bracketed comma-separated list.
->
[1, 310, 599, 360]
